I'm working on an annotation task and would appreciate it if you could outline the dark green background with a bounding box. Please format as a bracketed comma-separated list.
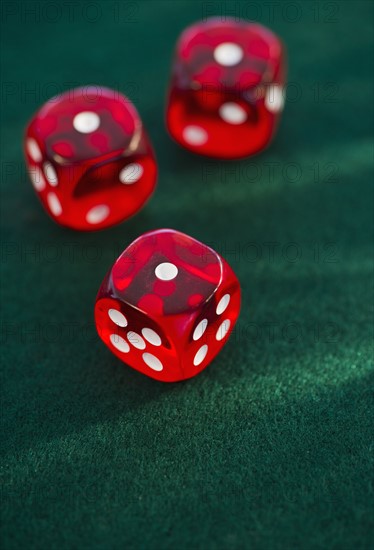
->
[1, 1, 373, 548]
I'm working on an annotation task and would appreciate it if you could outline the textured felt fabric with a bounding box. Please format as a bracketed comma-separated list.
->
[1, 1, 373, 549]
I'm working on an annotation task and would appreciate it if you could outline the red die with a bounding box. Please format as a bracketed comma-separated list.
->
[166, 18, 286, 159]
[95, 229, 241, 382]
[24, 86, 157, 230]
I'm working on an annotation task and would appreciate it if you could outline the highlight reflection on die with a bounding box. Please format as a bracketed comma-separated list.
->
[24, 86, 157, 231]
[95, 229, 241, 382]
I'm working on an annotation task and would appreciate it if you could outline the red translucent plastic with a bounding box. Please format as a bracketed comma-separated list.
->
[24, 86, 157, 231]
[166, 18, 286, 159]
[95, 229, 241, 382]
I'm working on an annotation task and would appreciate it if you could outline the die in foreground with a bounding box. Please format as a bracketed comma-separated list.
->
[24, 86, 157, 230]
[95, 229, 241, 382]
[166, 17, 286, 159]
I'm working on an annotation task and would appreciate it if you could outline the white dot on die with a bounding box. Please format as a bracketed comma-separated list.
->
[219, 102, 247, 125]
[265, 84, 285, 113]
[73, 111, 101, 134]
[142, 353, 163, 371]
[193, 344, 208, 366]
[86, 204, 110, 225]
[155, 262, 178, 281]
[127, 331, 146, 350]
[47, 192, 62, 216]
[216, 319, 231, 341]
[216, 294, 230, 315]
[108, 309, 128, 327]
[43, 162, 58, 186]
[119, 163, 144, 184]
[110, 334, 130, 353]
[29, 166, 46, 191]
[26, 138, 42, 162]
[182, 125, 208, 146]
[193, 319, 208, 341]
[142, 328, 162, 347]
[214, 42, 244, 66]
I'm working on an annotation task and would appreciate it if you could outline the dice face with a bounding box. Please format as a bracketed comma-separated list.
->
[95, 229, 241, 382]
[166, 18, 286, 159]
[25, 86, 157, 230]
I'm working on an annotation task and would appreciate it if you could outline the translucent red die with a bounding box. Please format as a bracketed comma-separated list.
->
[166, 18, 286, 159]
[24, 86, 157, 230]
[95, 229, 241, 382]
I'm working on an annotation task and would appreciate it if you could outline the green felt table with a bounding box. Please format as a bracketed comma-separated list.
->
[1, 1, 373, 548]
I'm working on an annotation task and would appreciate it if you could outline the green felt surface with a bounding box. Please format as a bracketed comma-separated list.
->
[1, 1, 374, 548]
